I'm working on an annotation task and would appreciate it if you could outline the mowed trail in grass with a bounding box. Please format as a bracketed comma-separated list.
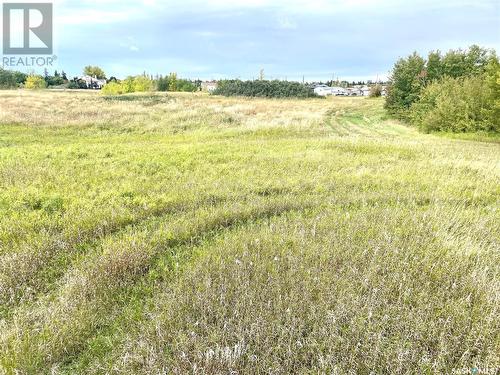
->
[0, 91, 498, 374]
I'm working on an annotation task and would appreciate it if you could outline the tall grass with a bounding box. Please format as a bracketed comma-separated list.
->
[0, 91, 498, 374]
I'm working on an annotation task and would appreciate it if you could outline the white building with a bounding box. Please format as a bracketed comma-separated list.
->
[201, 81, 218, 92]
[360, 86, 371, 96]
[313, 85, 332, 96]
[314, 85, 348, 97]
[331, 86, 348, 96]
[79, 75, 106, 89]
[346, 87, 363, 96]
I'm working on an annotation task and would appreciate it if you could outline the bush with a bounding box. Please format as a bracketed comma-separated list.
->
[0, 69, 26, 89]
[485, 57, 500, 128]
[213, 80, 317, 98]
[409, 74, 497, 133]
[25, 75, 47, 90]
[156, 74, 198, 92]
[133, 76, 153, 92]
[157, 76, 169, 92]
[102, 81, 125, 95]
[385, 45, 496, 119]
[45, 75, 65, 87]
[177, 79, 198, 92]
[67, 79, 87, 89]
[101, 76, 154, 95]
[369, 85, 382, 97]
[0, 69, 17, 89]
[168, 73, 177, 92]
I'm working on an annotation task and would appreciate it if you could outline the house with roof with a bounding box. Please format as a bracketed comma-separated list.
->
[201, 81, 218, 92]
[79, 75, 107, 89]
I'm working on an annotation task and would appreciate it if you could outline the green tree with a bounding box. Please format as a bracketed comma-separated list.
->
[177, 79, 198, 92]
[441, 45, 492, 78]
[384, 52, 426, 118]
[0, 69, 18, 89]
[213, 79, 318, 98]
[426, 50, 442, 82]
[13, 71, 27, 86]
[156, 76, 169, 91]
[83, 66, 106, 79]
[168, 73, 178, 91]
[133, 76, 153, 92]
[409, 75, 496, 133]
[122, 77, 135, 93]
[484, 57, 500, 130]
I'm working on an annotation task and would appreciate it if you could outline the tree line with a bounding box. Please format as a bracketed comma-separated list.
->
[385, 45, 499, 133]
[0, 66, 201, 93]
[213, 80, 318, 98]
[103, 72, 200, 95]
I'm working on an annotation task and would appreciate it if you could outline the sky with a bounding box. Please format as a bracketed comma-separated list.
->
[3, 0, 500, 81]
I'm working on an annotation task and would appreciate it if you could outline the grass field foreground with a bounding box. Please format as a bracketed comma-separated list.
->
[0, 91, 498, 374]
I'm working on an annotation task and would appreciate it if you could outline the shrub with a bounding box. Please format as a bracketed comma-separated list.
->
[385, 45, 496, 119]
[177, 79, 198, 92]
[101, 76, 154, 95]
[156, 74, 198, 92]
[409, 75, 497, 133]
[484, 57, 500, 129]
[102, 81, 125, 95]
[133, 76, 153, 92]
[45, 75, 65, 87]
[213, 80, 317, 98]
[369, 85, 382, 97]
[168, 73, 177, 92]
[0, 69, 26, 89]
[121, 77, 135, 93]
[157, 76, 169, 91]
[0, 69, 17, 89]
[67, 79, 88, 90]
[25, 75, 47, 90]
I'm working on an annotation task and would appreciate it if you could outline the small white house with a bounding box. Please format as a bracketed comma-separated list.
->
[313, 85, 333, 96]
[201, 81, 218, 92]
[79, 75, 106, 89]
[360, 86, 371, 97]
[330, 86, 348, 96]
[346, 87, 363, 96]
[313, 85, 348, 97]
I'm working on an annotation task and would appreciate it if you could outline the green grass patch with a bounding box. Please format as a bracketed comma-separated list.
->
[0, 91, 498, 374]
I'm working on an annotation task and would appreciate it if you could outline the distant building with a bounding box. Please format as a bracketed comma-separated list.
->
[360, 86, 371, 96]
[330, 86, 348, 96]
[79, 75, 106, 89]
[313, 85, 333, 96]
[346, 87, 362, 96]
[313, 84, 348, 96]
[201, 81, 218, 92]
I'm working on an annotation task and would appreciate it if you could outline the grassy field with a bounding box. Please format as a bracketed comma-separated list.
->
[0, 90, 498, 374]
